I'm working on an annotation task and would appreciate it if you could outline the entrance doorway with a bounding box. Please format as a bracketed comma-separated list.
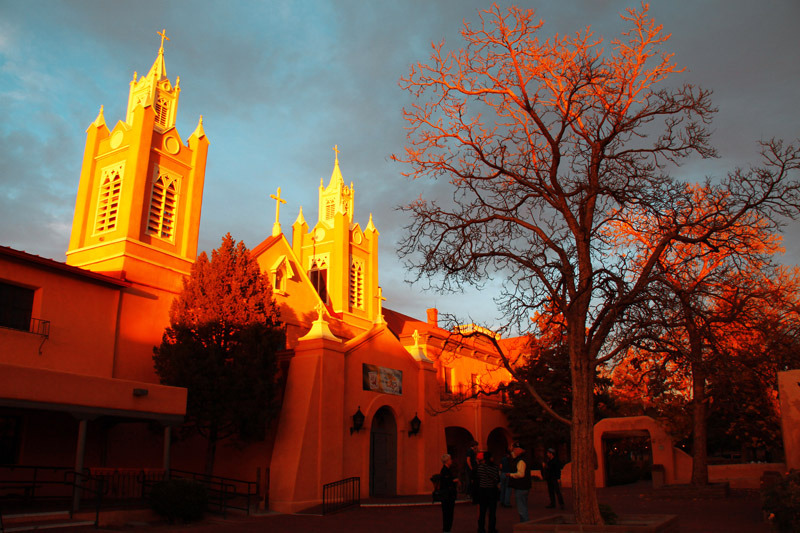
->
[602, 431, 653, 486]
[369, 406, 397, 496]
[487, 427, 510, 462]
[445, 426, 475, 492]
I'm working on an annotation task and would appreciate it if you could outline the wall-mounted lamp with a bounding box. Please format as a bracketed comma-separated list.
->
[133, 388, 149, 397]
[350, 406, 365, 435]
[408, 413, 421, 436]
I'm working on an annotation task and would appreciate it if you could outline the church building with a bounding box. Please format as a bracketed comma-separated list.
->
[0, 33, 519, 513]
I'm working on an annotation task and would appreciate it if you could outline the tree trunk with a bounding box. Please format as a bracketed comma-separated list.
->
[690, 363, 709, 485]
[571, 354, 603, 524]
[205, 424, 218, 479]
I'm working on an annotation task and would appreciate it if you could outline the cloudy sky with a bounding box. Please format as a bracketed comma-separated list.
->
[1, 0, 798, 332]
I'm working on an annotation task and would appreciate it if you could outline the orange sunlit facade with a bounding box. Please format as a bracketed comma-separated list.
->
[0, 35, 516, 512]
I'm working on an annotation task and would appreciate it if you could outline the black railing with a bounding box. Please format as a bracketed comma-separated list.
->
[0, 317, 50, 337]
[0, 465, 259, 521]
[322, 477, 360, 515]
[29, 317, 50, 337]
[88, 468, 165, 502]
[63, 470, 104, 528]
[167, 469, 258, 517]
[0, 465, 74, 502]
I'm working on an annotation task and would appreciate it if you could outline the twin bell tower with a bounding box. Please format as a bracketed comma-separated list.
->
[66, 30, 208, 294]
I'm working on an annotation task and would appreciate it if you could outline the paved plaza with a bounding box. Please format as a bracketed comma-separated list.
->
[47, 481, 768, 533]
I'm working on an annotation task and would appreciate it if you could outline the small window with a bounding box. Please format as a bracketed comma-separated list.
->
[0, 281, 34, 332]
[0, 416, 21, 464]
[154, 96, 169, 129]
[325, 199, 335, 221]
[274, 265, 286, 293]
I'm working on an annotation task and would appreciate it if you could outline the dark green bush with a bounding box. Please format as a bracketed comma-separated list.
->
[149, 478, 208, 523]
[761, 470, 800, 532]
[599, 503, 618, 525]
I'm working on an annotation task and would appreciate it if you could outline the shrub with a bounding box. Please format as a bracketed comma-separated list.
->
[599, 503, 618, 525]
[149, 478, 208, 523]
[761, 470, 800, 532]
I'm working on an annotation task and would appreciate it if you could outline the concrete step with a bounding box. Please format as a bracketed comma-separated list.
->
[1, 512, 95, 531]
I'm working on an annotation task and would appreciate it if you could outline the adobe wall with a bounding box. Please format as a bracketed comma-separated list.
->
[709, 462, 786, 489]
[560, 416, 786, 489]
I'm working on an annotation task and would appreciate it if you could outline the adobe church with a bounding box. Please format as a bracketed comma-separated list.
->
[0, 34, 518, 512]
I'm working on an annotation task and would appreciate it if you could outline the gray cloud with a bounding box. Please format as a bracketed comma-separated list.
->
[1, 0, 798, 330]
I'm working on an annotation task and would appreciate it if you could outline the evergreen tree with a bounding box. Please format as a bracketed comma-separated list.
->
[154, 233, 285, 477]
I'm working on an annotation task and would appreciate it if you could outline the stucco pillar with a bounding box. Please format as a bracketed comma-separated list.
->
[778, 370, 800, 470]
[71, 418, 88, 514]
[269, 335, 347, 513]
[163, 425, 172, 479]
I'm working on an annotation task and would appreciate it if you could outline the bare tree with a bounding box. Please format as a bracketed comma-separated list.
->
[394, 4, 800, 524]
[616, 214, 800, 485]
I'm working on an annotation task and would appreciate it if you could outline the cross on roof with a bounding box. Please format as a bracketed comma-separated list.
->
[270, 187, 287, 236]
[375, 286, 387, 324]
[158, 29, 170, 50]
[333, 144, 340, 163]
[270, 187, 287, 224]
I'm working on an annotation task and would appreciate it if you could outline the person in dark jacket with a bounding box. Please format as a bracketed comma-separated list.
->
[439, 453, 459, 533]
[499, 446, 513, 507]
[476, 451, 501, 533]
[465, 440, 479, 503]
[542, 448, 564, 509]
[508, 441, 532, 522]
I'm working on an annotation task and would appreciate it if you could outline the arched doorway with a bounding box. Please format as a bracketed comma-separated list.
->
[487, 427, 510, 462]
[370, 406, 397, 496]
[445, 426, 474, 492]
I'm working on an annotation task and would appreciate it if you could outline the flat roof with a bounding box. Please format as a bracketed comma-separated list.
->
[0, 245, 130, 288]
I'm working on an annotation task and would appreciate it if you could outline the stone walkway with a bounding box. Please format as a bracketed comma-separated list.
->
[44, 481, 770, 532]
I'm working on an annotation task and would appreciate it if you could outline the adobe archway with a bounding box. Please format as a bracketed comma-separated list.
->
[593, 416, 684, 488]
[445, 426, 475, 488]
[487, 427, 512, 460]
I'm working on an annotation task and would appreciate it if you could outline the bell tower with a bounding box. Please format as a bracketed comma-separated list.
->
[291, 147, 380, 330]
[66, 30, 209, 293]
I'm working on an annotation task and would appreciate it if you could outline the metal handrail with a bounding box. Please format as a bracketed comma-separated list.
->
[168, 469, 257, 517]
[63, 470, 104, 528]
[0, 465, 74, 500]
[29, 317, 50, 337]
[322, 477, 360, 515]
[0, 465, 258, 520]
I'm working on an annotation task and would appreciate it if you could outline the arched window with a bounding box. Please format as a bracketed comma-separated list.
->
[148, 173, 179, 240]
[309, 257, 328, 303]
[325, 199, 336, 221]
[154, 96, 169, 129]
[349, 260, 364, 309]
[94, 168, 122, 233]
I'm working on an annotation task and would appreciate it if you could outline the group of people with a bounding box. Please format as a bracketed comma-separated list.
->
[438, 441, 564, 533]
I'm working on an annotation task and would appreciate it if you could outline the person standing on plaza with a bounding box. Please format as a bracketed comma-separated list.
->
[542, 448, 564, 509]
[439, 453, 459, 533]
[507, 441, 532, 522]
[499, 445, 513, 508]
[476, 451, 501, 533]
[465, 440, 479, 503]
